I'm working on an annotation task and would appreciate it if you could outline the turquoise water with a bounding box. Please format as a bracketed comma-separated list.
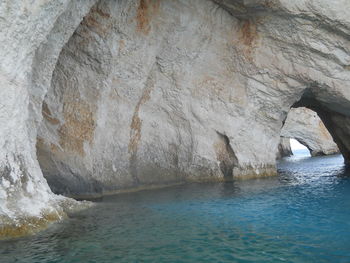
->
[1, 151, 350, 262]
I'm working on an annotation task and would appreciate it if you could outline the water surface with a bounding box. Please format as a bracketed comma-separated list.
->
[1, 151, 350, 262]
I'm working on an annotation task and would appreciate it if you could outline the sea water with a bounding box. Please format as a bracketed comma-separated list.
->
[1, 151, 350, 263]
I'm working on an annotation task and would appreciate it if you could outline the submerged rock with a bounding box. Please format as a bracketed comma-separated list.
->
[0, 0, 349, 236]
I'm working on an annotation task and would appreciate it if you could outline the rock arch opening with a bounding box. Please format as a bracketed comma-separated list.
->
[279, 107, 339, 159]
[276, 137, 311, 159]
[292, 90, 350, 163]
[289, 138, 311, 157]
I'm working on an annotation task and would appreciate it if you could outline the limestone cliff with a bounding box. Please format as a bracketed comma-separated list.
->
[281, 108, 339, 157]
[0, 0, 349, 236]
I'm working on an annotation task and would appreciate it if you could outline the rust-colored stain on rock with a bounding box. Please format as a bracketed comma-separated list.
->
[240, 20, 258, 47]
[119, 39, 125, 51]
[238, 19, 259, 60]
[128, 81, 154, 184]
[128, 85, 153, 155]
[0, 212, 63, 239]
[129, 114, 142, 154]
[262, 0, 274, 8]
[136, 0, 160, 35]
[80, 5, 112, 37]
[94, 6, 111, 18]
[58, 97, 96, 157]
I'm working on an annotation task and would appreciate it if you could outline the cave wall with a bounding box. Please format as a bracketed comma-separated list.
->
[38, 0, 281, 196]
[0, 0, 350, 234]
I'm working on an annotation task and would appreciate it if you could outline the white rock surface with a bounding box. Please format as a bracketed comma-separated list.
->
[0, 0, 349, 234]
[0, 0, 97, 234]
[281, 108, 339, 156]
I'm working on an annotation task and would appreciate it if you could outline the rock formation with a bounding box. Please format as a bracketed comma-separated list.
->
[276, 138, 293, 159]
[0, 0, 349, 236]
[281, 107, 339, 157]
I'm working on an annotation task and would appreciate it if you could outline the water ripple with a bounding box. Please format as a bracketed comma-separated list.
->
[1, 153, 350, 262]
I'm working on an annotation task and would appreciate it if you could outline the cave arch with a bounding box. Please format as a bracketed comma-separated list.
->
[36, 0, 217, 197]
[291, 91, 349, 162]
[32, 0, 350, 198]
[280, 107, 339, 158]
[36, 2, 113, 196]
[35, 0, 277, 197]
[35, 0, 350, 199]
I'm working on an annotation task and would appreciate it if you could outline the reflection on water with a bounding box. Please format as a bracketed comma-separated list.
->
[1, 152, 350, 263]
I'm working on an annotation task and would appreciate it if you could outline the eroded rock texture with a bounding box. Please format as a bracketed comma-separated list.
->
[276, 138, 292, 159]
[281, 108, 339, 157]
[0, 0, 349, 235]
[0, 0, 97, 235]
